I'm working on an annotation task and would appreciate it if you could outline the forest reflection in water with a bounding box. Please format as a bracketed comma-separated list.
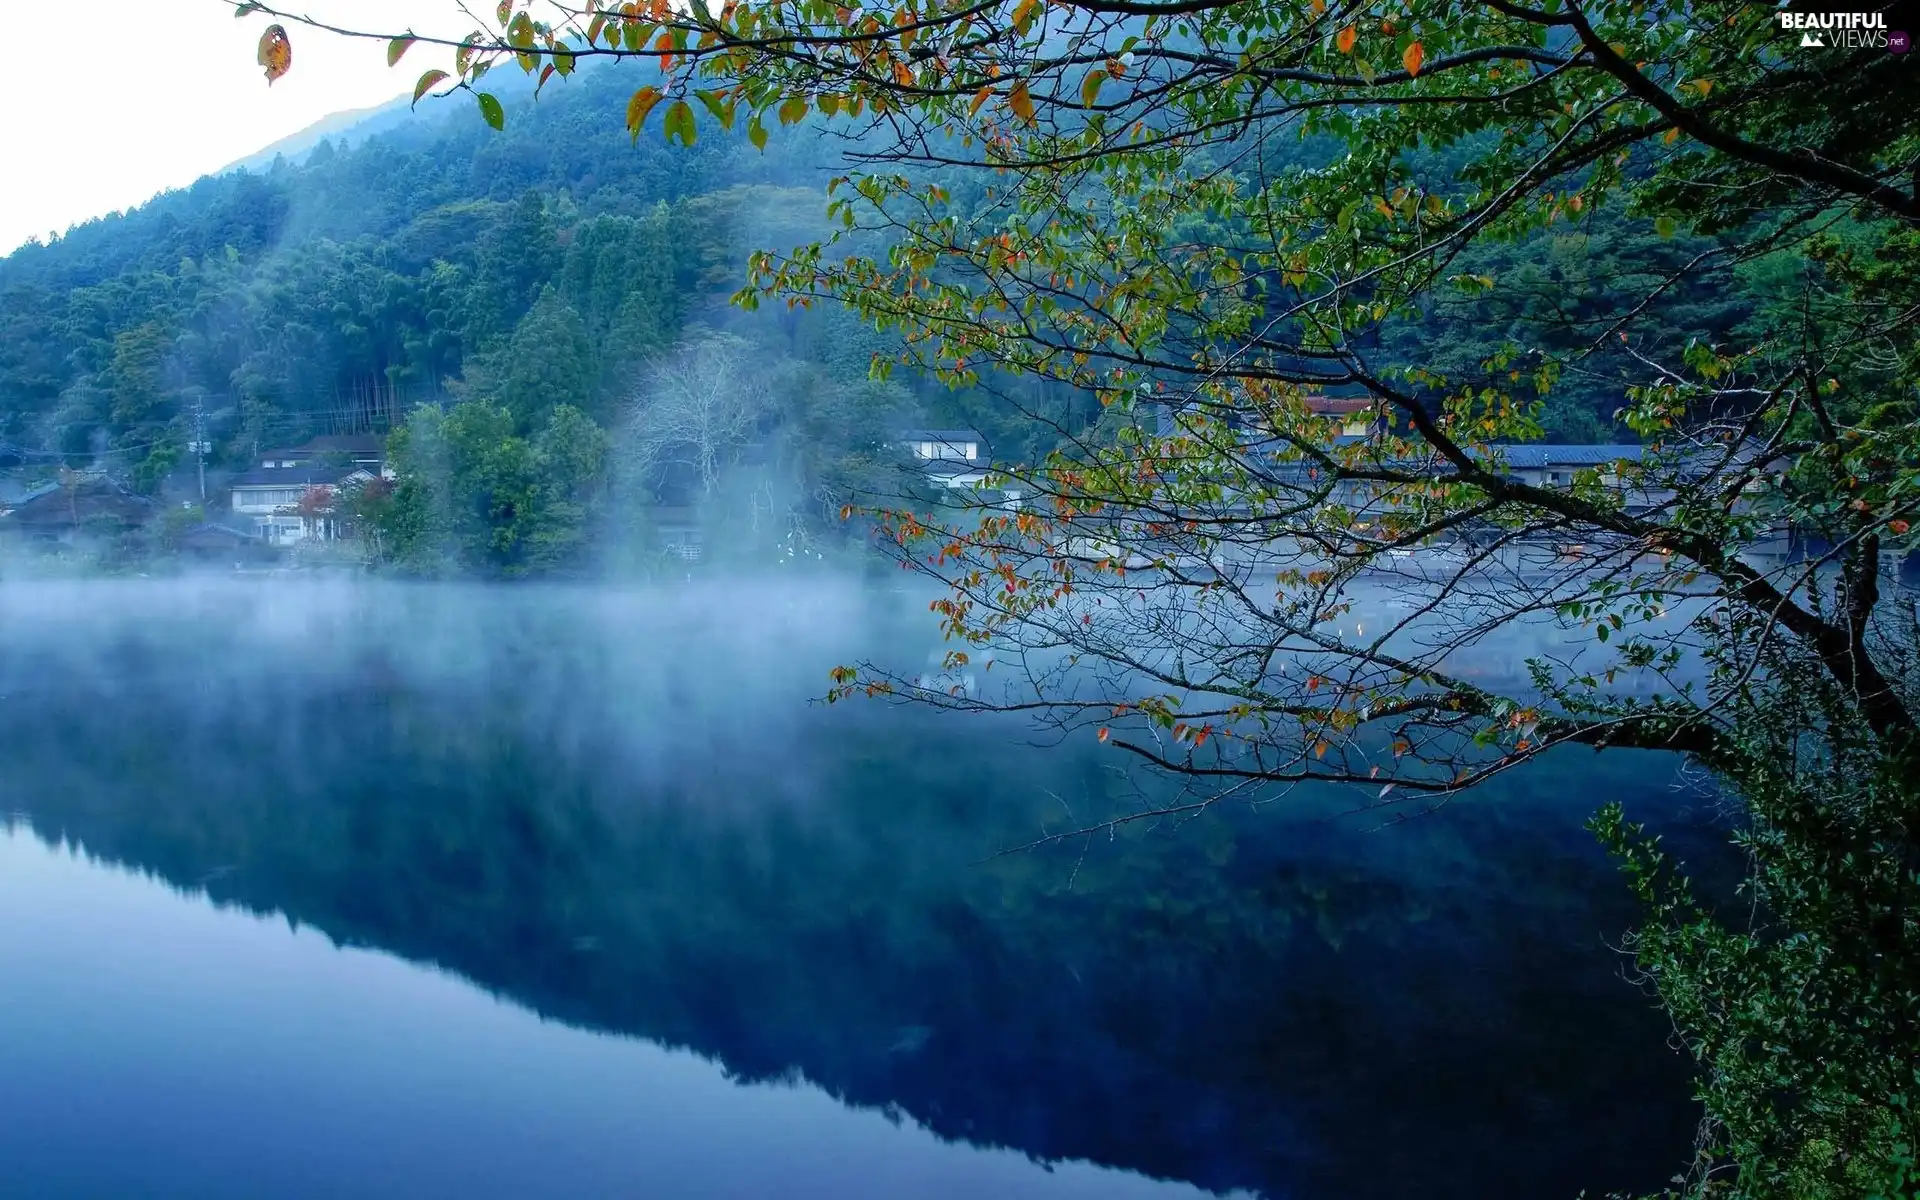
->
[0, 578, 1719, 1199]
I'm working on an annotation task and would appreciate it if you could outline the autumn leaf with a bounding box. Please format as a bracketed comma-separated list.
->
[1097, 727, 1110, 742]
[1313, 739, 1329, 759]
[387, 35, 415, 68]
[778, 95, 809, 125]
[1336, 25, 1356, 53]
[257, 24, 293, 85]
[1890, 519, 1911, 536]
[625, 85, 664, 138]
[1663, 126, 1680, 144]
[970, 85, 994, 116]
[1080, 68, 1106, 107]
[1402, 40, 1423, 77]
[1007, 80, 1036, 124]
[412, 69, 450, 107]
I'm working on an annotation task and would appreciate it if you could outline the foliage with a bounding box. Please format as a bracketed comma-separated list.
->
[375, 398, 609, 576]
[218, 0, 1920, 1190]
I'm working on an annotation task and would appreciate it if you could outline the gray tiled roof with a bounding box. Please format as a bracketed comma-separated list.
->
[230, 464, 367, 488]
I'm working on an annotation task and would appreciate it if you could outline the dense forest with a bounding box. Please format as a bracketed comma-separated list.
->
[0, 59, 1789, 575]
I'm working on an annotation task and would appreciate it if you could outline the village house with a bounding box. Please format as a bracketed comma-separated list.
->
[256, 433, 390, 476]
[897, 428, 1024, 509]
[228, 463, 373, 545]
[0, 475, 157, 548]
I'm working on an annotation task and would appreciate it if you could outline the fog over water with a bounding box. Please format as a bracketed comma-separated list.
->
[0, 577, 1724, 1199]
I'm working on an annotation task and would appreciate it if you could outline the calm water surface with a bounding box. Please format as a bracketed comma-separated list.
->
[0, 579, 1717, 1199]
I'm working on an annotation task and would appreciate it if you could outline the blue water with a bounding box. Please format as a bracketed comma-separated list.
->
[0, 579, 1715, 1198]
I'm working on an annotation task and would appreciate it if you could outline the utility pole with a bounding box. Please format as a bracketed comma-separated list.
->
[187, 395, 209, 504]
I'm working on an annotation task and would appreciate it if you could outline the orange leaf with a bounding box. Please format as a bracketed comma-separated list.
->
[257, 24, 293, 85]
[1335, 25, 1356, 53]
[1401, 40, 1424, 77]
[1097, 727, 1110, 743]
[1890, 519, 1911, 535]
[1313, 740, 1329, 759]
[969, 85, 993, 116]
[1007, 80, 1035, 124]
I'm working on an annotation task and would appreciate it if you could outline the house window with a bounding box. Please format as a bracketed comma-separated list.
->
[964, 442, 978, 460]
[918, 441, 936, 459]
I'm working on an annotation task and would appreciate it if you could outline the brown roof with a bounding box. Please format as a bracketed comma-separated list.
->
[1303, 396, 1375, 416]
[1, 477, 156, 530]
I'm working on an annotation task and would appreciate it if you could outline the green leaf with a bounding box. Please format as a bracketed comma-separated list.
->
[694, 89, 734, 130]
[476, 91, 506, 130]
[1654, 215, 1677, 238]
[748, 115, 769, 151]
[553, 47, 576, 75]
[778, 95, 809, 125]
[387, 36, 415, 67]
[625, 85, 665, 138]
[663, 99, 697, 146]
[412, 69, 450, 106]
[1080, 68, 1106, 107]
[234, 1, 263, 16]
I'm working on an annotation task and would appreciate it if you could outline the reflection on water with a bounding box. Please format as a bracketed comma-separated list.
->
[0, 831, 1221, 1200]
[0, 580, 1717, 1199]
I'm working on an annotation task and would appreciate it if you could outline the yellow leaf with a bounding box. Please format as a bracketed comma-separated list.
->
[1401, 39, 1423, 77]
[1007, 80, 1035, 124]
[257, 24, 293, 85]
[969, 85, 993, 116]
[1080, 68, 1106, 107]
[1663, 126, 1680, 144]
[625, 84, 664, 137]
[1336, 25, 1356, 53]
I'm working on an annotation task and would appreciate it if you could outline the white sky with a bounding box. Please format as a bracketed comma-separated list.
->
[0, 0, 478, 256]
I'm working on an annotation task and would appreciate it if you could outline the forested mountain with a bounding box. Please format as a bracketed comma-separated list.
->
[0, 57, 1769, 573]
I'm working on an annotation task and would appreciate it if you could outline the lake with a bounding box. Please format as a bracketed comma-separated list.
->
[0, 578, 1718, 1198]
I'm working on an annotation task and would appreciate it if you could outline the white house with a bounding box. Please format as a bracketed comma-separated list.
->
[897, 428, 1022, 508]
[229, 464, 372, 545]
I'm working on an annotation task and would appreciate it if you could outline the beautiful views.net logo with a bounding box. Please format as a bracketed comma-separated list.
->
[1775, 8, 1909, 52]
